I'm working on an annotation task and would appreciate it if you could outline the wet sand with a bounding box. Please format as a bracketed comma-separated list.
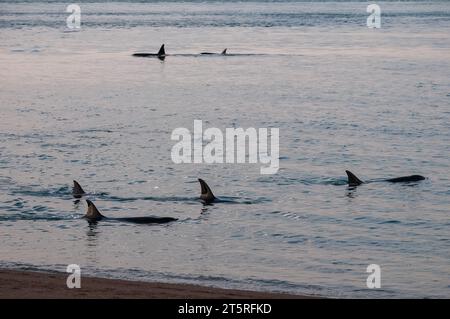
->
[0, 269, 314, 299]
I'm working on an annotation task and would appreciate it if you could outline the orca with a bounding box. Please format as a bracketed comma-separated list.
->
[200, 48, 227, 55]
[198, 179, 216, 203]
[84, 199, 177, 224]
[132, 44, 166, 60]
[346, 170, 425, 187]
[72, 180, 86, 198]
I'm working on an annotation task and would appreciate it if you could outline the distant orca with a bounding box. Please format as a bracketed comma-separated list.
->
[132, 44, 166, 60]
[200, 48, 227, 56]
[72, 180, 86, 198]
[346, 170, 425, 187]
[198, 179, 216, 204]
[84, 199, 177, 224]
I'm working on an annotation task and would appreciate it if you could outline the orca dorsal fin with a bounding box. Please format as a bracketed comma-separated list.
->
[85, 200, 104, 220]
[346, 170, 364, 186]
[73, 180, 86, 198]
[221, 48, 227, 55]
[157, 44, 165, 56]
[198, 179, 216, 203]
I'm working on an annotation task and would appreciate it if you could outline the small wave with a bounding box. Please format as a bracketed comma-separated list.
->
[216, 196, 271, 205]
[100, 194, 197, 203]
[70, 128, 115, 134]
[378, 220, 402, 225]
[257, 175, 347, 186]
[94, 193, 269, 205]
[269, 210, 304, 221]
[0, 213, 77, 222]
[10, 185, 71, 198]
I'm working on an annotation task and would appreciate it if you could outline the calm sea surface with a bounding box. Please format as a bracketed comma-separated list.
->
[0, 1, 449, 298]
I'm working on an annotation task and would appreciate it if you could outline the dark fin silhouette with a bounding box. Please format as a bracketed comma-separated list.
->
[157, 44, 165, 57]
[85, 200, 104, 221]
[73, 180, 85, 198]
[386, 175, 425, 183]
[346, 170, 364, 186]
[198, 179, 216, 203]
[221, 48, 227, 55]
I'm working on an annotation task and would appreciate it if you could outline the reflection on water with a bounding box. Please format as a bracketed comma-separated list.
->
[85, 222, 100, 265]
[73, 199, 81, 208]
[346, 187, 358, 198]
[86, 222, 99, 243]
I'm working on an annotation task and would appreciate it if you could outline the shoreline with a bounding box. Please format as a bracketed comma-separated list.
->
[0, 269, 316, 299]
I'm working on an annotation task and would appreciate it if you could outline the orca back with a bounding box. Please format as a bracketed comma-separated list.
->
[115, 216, 177, 224]
[386, 175, 425, 183]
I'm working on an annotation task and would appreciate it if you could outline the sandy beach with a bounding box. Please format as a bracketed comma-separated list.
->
[0, 269, 312, 299]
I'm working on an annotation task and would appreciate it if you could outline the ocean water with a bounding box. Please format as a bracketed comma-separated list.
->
[0, 1, 449, 298]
